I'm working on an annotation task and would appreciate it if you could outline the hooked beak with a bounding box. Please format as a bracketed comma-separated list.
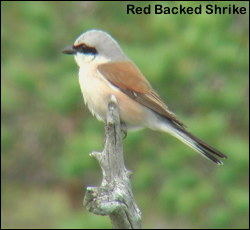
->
[62, 45, 76, 55]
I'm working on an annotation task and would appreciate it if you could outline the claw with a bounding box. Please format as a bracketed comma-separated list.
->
[121, 122, 127, 140]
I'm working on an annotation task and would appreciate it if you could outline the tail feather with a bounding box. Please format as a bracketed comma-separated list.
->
[159, 120, 227, 165]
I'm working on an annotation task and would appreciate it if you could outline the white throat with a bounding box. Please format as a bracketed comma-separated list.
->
[74, 53, 110, 67]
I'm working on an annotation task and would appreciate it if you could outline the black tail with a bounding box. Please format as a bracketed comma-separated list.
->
[161, 121, 227, 165]
[182, 129, 227, 165]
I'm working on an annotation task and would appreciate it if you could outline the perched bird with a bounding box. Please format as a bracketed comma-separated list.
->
[62, 29, 227, 165]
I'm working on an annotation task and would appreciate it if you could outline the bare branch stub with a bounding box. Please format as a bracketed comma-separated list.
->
[83, 97, 142, 229]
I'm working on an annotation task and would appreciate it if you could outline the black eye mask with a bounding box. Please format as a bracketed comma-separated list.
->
[74, 43, 98, 55]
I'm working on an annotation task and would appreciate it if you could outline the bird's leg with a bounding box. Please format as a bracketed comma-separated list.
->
[121, 122, 127, 140]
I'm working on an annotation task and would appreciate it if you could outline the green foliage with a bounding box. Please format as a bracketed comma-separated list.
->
[1, 1, 249, 229]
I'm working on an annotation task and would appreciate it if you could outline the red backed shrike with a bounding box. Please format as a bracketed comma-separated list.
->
[62, 29, 227, 165]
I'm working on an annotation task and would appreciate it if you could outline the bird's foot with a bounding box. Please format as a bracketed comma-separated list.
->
[121, 122, 127, 140]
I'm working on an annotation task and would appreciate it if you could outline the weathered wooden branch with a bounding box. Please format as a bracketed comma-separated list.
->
[83, 96, 142, 229]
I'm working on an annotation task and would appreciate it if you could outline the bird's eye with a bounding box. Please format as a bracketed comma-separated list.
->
[74, 43, 98, 55]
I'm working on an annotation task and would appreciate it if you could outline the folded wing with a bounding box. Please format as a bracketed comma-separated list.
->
[98, 61, 185, 128]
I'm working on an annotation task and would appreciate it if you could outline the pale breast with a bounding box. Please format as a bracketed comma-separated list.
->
[78, 63, 111, 121]
[78, 62, 154, 130]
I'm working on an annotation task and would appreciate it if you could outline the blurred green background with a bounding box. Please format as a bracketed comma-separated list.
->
[1, 1, 249, 229]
